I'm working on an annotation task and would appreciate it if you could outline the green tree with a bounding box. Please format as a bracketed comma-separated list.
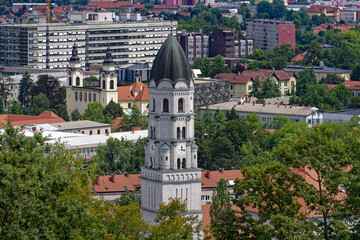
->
[149, 198, 201, 240]
[307, 40, 322, 64]
[7, 100, 28, 114]
[0, 97, 4, 114]
[208, 178, 238, 240]
[276, 124, 351, 240]
[269, 115, 290, 129]
[18, 71, 34, 108]
[103, 100, 123, 119]
[296, 68, 317, 96]
[261, 77, 281, 98]
[31, 93, 50, 115]
[53, 104, 70, 121]
[234, 162, 318, 239]
[119, 106, 147, 131]
[320, 74, 344, 84]
[31, 75, 61, 107]
[93, 137, 132, 174]
[114, 191, 141, 206]
[329, 83, 352, 107]
[71, 108, 81, 121]
[82, 102, 111, 123]
[350, 63, 360, 81]
[249, 77, 262, 98]
[349, 97, 360, 108]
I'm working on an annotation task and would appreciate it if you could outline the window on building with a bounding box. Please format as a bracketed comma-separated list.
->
[75, 91, 78, 101]
[93, 94, 96, 102]
[182, 127, 185, 139]
[84, 93, 87, 101]
[201, 195, 210, 201]
[163, 99, 169, 112]
[284, 82, 288, 87]
[76, 77, 80, 86]
[79, 92, 82, 101]
[102, 80, 106, 89]
[152, 98, 155, 112]
[177, 127, 180, 139]
[110, 80, 114, 89]
[90, 130, 92, 135]
[97, 130, 100, 134]
[68, 77, 72, 86]
[128, 103, 131, 108]
[89, 93, 92, 102]
[177, 158, 181, 169]
[105, 129, 109, 134]
[182, 158, 186, 169]
[178, 98, 184, 112]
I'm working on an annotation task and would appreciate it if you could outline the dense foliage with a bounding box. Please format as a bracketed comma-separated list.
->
[0, 125, 201, 239]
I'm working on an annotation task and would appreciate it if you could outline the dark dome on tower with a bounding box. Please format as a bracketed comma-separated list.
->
[150, 35, 192, 86]
[69, 43, 80, 63]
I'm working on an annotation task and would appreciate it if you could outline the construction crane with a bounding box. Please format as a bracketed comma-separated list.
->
[46, 0, 51, 23]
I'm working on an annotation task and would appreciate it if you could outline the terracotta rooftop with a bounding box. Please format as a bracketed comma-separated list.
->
[87, 1, 133, 8]
[0, 111, 65, 126]
[327, 81, 360, 90]
[216, 70, 294, 84]
[117, 82, 149, 101]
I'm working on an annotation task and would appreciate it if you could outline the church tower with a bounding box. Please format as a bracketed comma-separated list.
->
[66, 43, 84, 115]
[99, 45, 118, 105]
[141, 35, 202, 229]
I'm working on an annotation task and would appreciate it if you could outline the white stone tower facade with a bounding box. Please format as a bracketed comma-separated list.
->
[141, 35, 202, 227]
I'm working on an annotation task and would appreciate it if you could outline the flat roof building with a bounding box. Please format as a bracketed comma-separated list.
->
[0, 12, 175, 70]
[323, 109, 360, 124]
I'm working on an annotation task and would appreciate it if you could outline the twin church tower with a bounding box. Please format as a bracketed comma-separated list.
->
[141, 35, 202, 226]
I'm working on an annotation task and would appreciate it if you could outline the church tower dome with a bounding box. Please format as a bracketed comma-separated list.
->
[150, 35, 193, 88]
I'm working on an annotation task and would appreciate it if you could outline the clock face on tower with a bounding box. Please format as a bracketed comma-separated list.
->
[177, 144, 186, 155]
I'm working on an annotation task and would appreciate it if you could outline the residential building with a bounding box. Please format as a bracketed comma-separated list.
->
[141, 35, 202, 230]
[49, 120, 111, 135]
[198, 101, 323, 127]
[306, 5, 340, 22]
[284, 63, 351, 81]
[87, 1, 133, 11]
[327, 81, 360, 97]
[117, 80, 149, 114]
[176, 29, 253, 65]
[215, 70, 297, 97]
[1, 76, 20, 102]
[0, 111, 65, 126]
[0, 11, 175, 69]
[246, 19, 295, 51]
[340, 8, 358, 23]
[323, 109, 360, 124]
[177, 30, 209, 65]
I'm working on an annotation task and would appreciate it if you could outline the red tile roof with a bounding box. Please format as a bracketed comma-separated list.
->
[153, 4, 179, 9]
[111, 117, 124, 131]
[87, 1, 133, 8]
[92, 174, 141, 192]
[216, 70, 294, 84]
[117, 82, 149, 101]
[327, 81, 360, 90]
[0, 111, 65, 126]
[133, 4, 145, 8]
[307, 5, 338, 13]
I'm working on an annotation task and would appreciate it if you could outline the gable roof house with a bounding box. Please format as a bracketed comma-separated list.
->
[215, 70, 296, 97]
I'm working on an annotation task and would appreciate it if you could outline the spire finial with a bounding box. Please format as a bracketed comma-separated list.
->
[170, 17, 174, 35]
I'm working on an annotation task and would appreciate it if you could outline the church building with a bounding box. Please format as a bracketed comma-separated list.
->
[66, 43, 149, 116]
[141, 34, 202, 234]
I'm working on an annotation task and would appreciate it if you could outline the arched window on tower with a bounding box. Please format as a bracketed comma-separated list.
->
[178, 98, 184, 112]
[163, 98, 169, 112]
[177, 158, 181, 169]
[182, 158, 186, 169]
[152, 98, 155, 112]
[153, 127, 156, 139]
[68, 77, 72, 86]
[110, 80, 114, 89]
[150, 157, 153, 169]
[76, 77, 80, 86]
[93, 93, 96, 102]
[150, 126, 153, 138]
[102, 80, 106, 89]
[182, 127, 186, 139]
[177, 127, 180, 139]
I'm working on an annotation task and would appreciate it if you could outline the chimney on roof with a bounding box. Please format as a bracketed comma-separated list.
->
[106, 131, 110, 136]
[253, 101, 255, 106]
[308, 105, 311, 107]
[206, 170, 210, 178]
[95, 174, 99, 185]
[219, 168, 224, 173]
[268, 102, 270, 105]
[263, 102, 265, 107]
[110, 174, 115, 183]
[231, 166, 235, 170]
[285, 104, 287, 108]
[32, 126, 37, 132]
[132, 126, 141, 133]
[242, 101, 245, 105]
[21, 126, 25, 131]
[125, 172, 129, 177]
[322, 38, 325, 46]
[238, 102, 242, 105]
[245, 95, 248, 103]
[278, 104, 280, 108]
[290, 105, 292, 108]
